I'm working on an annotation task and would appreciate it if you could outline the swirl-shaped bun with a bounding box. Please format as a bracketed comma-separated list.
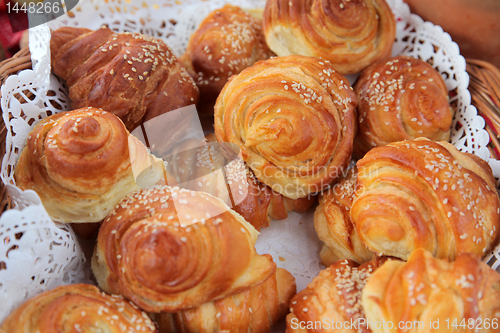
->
[352, 138, 500, 261]
[215, 55, 357, 199]
[159, 268, 296, 333]
[363, 249, 500, 333]
[286, 257, 391, 333]
[314, 167, 374, 266]
[263, 0, 396, 75]
[180, 5, 273, 103]
[50, 27, 199, 130]
[92, 185, 276, 312]
[354, 56, 454, 156]
[0, 284, 158, 333]
[14, 108, 164, 223]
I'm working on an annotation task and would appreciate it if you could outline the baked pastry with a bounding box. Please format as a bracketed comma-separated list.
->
[0, 284, 158, 333]
[214, 55, 357, 199]
[314, 167, 374, 266]
[354, 56, 454, 156]
[50, 26, 199, 131]
[363, 249, 500, 333]
[352, 138, 500, 261]
[286, 249, 500, 333]
[165, 134, 316, 231]
[286, 257, 391, 333]
[263, 0, 396, 75]
[158, 267, 296, 333]
[14, 108, 165, 223]
[91, 185, 276, 312]
[180, 5, 273, 103]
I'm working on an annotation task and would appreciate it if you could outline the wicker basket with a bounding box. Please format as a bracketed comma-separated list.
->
[0, 50, 499, 214]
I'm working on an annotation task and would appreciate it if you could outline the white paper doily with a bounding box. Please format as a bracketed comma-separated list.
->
[0, 193, 92, 323]
[1, 1, 500, 325]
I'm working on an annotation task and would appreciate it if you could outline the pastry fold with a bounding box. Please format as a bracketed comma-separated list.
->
[158, 268, 296, 333]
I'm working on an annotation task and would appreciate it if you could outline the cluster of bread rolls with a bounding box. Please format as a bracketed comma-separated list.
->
[286, 249, 500, 333]
[5, 0, 500, 331]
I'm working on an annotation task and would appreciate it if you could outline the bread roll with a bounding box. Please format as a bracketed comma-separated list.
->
[263, 0, 396, 75]
[0, 284, 158, 333]
[14, 108, 165, 223]
[354, 56, 454, 156]
[352, 138, 500, 260]
[92, 185, 276, 312]
[50, 27, 199, 131]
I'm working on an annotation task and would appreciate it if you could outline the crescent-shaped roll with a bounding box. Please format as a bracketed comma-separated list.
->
[214, 55, 357, 199]
[50, 26, 199, 130]
[352, 138, 500, 261]
[180, 5, 273, 102]
[91, 185, 276, 313]
[354, 56, 454, 156]
[263, 0, 396, 75]
[363, 249, 500, 333]
[14, 108, 165, 223]
[157, 267, 296, 333]
[0, 284, 158, 333]
[314, 167, 374, 266]
[286, 257, 392, 333]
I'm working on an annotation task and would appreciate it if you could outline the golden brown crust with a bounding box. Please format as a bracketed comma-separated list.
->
[157, 268, 296, 333]
[354, 56, 454, 157]
[352, 138, 500, 261]
[91, 185, 276, 313]
[363, 249, 500, 333]
[0, 284, 158, 333]
[314, 167, 374, 265]
[214, 55, 357, 199]
[263, 0, 396, 75]
[50, 27, 199, 131]
[14, 108, 145, 223]
[286, 257, 392, 333]
[180, 5, 273, 103]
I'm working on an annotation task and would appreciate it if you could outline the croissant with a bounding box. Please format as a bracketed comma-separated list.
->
[14, 108, 165, 223]
[91, 185, 276, 313]
[180, 5, 273, 104]
[165, 134, 316, 231]
[314, 167, 374, 266]
[214, 55, 357, 199]
[363, 249, 500, 333]
[0, 284, 158, 333]
[286, 257, 392, 333]
[354, 56, 454, 156]
[263, 0, 396, 75]
[351, 138, 500, 261]
[50, 26, 199, 131]
[157, 267, 296, 333]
